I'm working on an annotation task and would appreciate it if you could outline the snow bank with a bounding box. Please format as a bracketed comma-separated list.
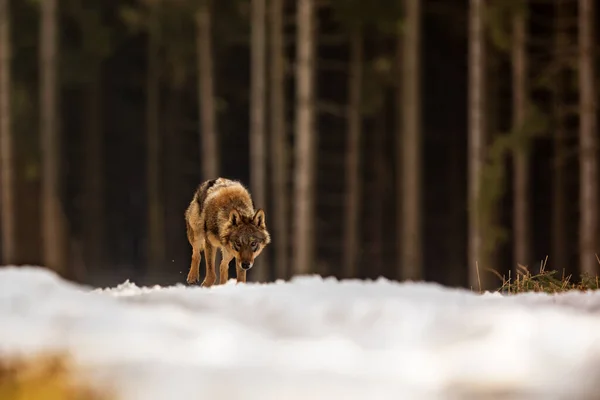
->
[2, 266, 600, 400]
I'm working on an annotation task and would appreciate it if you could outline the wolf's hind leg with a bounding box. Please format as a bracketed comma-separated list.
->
[186, 239, 203, 284]
[201, 240, 217, 288]
[219, 249, 234, 285]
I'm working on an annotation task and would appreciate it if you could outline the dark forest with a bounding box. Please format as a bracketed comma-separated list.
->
[1, 0, 598, 291]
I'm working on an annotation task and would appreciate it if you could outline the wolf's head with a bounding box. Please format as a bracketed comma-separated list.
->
[224, 208, 271, 270]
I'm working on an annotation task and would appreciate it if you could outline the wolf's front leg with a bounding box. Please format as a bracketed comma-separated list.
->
[219, 249, 234, 285]
[201, 240, 217, 287]
[236, 264, 246, 284]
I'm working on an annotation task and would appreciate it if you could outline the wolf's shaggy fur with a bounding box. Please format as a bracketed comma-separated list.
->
[184, 178, 271, 286]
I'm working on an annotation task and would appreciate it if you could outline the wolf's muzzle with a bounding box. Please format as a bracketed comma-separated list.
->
[241, 262, 252, 270]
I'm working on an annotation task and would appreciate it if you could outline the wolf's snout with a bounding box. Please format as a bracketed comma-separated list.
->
[241, 262, 252, 270]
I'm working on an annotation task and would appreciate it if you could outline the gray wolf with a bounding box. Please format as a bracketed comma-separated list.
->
[184, 178, 271, 287]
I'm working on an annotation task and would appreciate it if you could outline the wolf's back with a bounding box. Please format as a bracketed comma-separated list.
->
[193, 178, 218, 212]
[195, 178, 253, 215]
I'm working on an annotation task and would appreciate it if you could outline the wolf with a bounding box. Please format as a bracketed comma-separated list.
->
[184, 178, 271, 287]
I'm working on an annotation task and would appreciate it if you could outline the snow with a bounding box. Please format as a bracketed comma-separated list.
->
[2, 266, 600, 399]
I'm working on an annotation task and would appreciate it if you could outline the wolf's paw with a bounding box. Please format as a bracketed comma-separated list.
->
[186, 272, 199, 285]
[201, 275, 216, 288]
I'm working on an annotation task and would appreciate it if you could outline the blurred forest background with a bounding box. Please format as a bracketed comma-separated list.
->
[0, 0, 598, 290]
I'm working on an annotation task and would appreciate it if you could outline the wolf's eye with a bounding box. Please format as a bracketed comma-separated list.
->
[233, 242, 240, 251]
[250, 241, 258, 250]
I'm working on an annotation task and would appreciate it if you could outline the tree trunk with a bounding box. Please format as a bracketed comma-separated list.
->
[342, 28, 362, 279]
[165, 77, 185, 283]
[468, 0, 487, 289]
[552, 0, 568, 272]
[197, 1, 218, 180]
[146, 3, 165, 279]
[485, 47, 502, 279]
[0, 0, 15, 264]
[371, 104, 385, 279]
[578, 0, 598, 276]
[401, 0, 422, 281]
[395, 19, 403, 281]
[512, 6, 530, 270]
[40, 0, 67, 276]
[83, 71, 104, 272]
[269, 0, 288, 280]
[293, 0, 316, 276]
[250, 0, 269, 282]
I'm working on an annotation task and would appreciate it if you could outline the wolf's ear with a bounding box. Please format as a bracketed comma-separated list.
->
[253, 209, 266, 229]
[229, 209, 241, 226]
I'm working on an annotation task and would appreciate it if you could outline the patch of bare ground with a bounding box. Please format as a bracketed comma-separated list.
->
[0, 353, 112, 400]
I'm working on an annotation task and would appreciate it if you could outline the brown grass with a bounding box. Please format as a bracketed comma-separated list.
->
[0, 353, 111, 400]
[494, 256, 600, 294]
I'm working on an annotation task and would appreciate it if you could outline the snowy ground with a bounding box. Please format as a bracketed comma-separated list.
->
[2, 267, 600, 399]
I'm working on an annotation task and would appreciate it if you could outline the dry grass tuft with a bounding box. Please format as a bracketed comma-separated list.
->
[495, 256, 600, 294]
[0, 353, 111, 400]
